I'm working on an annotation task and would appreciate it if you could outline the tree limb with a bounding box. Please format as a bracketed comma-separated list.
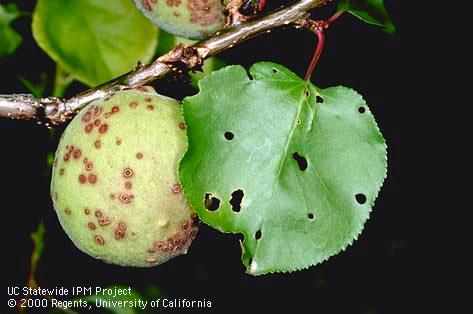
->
[0, 0, 330, 126]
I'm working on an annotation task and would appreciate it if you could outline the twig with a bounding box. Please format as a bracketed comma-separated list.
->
[0, 0, 331, 126]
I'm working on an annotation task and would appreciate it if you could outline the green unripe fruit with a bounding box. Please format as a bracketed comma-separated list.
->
[133, 0, 225, 40]
[50, 88, 198, 267]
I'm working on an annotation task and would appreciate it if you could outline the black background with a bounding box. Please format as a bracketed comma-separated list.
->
[2, 1, 440, 313]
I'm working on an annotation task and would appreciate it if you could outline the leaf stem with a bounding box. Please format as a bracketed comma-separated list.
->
[52, 64, 74, 98]
[304, 11, 343, 81]
[304, 29, 325, 81]
[326, 10, 344, 25]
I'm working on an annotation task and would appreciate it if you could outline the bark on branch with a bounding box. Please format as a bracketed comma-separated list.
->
[0, 0, 330, 126]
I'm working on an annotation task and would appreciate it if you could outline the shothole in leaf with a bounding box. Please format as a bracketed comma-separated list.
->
[229, 189, 244, 212]
[316, 95, 324, 103]
[272, 68, 278, 73]
[307, 213, 315, 220]
[255, 230, 262, 240]
[358, 107, 366, 114]
[304, 89, 310, 98]
[355, 193, 367, 204]
[224, 131, 234, 140]
[292, 152, 308, 171]
[204, 193, 221, 211]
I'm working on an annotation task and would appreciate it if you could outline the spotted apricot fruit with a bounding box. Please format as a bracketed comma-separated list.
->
[50, 87, 198, 267]
[133, 0, 225, 40]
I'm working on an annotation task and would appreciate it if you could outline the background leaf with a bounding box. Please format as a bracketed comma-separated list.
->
[180, 62, 387, 275]
[30, 221, 46, 281]
[0, 3, 23, 58]
[338, 0, 395, 33]
[32, 0, 158, 86]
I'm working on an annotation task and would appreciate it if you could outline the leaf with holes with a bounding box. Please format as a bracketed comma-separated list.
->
[32, 0, 158, 86]
[180, 62, 387, 275]
[338, 0, 395, 33]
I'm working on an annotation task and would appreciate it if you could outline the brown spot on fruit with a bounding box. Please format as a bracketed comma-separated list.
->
[59, 168, 65, 175]
[88, 222, 96, 230]
[95, 210, 103, 218]
[94, 140, 101, 149]
[145, 97, 152, 102]
[191, 213, 199, 226]
[112, 106, 119, 113]
[172, 183, 181, 194]
[99, 124, 108, 133]
[99, 217, 111, 226]
[125, 181, 132, 189]
[84, 208, 90, 215]
[63, 153, 70, 161]
[82, 112, 92, 122]
[88, 174, 97, 184]
[147, 105, 154, 111]
[136, 152, 143, 159]
[188, 0, 220, 27]
[85, 161, 93, 171]
[94, 107, 102, 116]
[179, 122, 186, 129]
[94, 235, 105, 245]
[64, 208, 72, 215]
[118, 222, 127, 230]
[123, 168, 134, 178]
[85, 124, 93, 133]
[119, 193, 132, 204]
[182, 221, 189, 230]
[129, 101, 138, 109]
[143, 0, 152, 11]
[79, 174, 86, 184]
[146, 258, 157, 264]
[110, 193, 116, 200]
[116, 138, 122, 145]
[104, 112, 111, 118]
[173, 11, 180, 17]
[154, 241, 164, 250]
[94, 119, 101, 126]
[73, 149, 81, 159]
[114, 229, 125, 240]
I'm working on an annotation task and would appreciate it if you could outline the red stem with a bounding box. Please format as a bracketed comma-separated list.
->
[258, 0, 267, 11]
[304, 29, 325, 81]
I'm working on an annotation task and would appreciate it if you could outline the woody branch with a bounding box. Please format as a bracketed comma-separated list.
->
[0, 0, 331, 126]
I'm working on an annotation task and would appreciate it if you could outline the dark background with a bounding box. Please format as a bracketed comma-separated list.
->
[2, 1, 439, 313]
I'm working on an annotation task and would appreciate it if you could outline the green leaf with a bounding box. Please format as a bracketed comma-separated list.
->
[180, 62, 387, 275]
[338, 0, 395, 33]
[30, 221, 46, 277]
[0, 3, 23, 58]
[19, 72, 48, 98]
[32, 0, 158, 86]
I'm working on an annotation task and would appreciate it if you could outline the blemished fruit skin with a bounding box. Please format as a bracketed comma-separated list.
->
[133, 0, 225, 40]
[50, 87, 198, 267]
